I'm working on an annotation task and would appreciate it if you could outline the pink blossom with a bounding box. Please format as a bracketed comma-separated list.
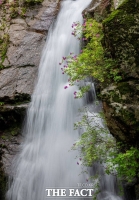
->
[64, 86, 68, 89]
[96, 34, 100, 37]
[62, 57, 66, 60]
[83, 22, 86, 26]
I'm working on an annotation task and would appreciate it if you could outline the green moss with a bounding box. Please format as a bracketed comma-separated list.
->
[0, 34, 9, 69]
[102, 0, 139, 80]
[103, 9, 122, 24]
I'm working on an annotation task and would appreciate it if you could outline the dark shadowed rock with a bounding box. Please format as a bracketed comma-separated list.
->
[0, 135, 23, 175]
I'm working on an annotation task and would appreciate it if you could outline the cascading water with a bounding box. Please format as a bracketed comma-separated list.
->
[7, 0, 123, 200]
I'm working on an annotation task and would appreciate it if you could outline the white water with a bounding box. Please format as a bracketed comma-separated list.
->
[7, 0, 123, 200]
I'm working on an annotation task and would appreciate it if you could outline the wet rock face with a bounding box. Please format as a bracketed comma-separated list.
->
[101, 82, 139, 145]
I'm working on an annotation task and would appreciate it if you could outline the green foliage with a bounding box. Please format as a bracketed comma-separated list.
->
[73, 111, 139, 184]
[73, 111, 116, 166]
[63, 18, 121, 88]
[0, 102, 4, 106]
[0, 34, 9, 69]
[106, 147, 139, 182]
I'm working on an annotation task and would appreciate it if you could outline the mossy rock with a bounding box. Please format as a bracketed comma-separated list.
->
[102, 0, 139, 79]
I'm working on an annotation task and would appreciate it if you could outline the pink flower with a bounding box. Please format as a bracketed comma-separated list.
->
[64, 86, 68, 89]
[77, 162, 79, 165]
[96, 34, 100, 37]
[62, 57, 66, 60]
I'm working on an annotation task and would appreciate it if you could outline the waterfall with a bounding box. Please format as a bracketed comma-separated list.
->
[7, 0, 123, 200]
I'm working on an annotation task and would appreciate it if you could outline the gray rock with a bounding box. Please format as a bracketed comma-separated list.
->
[28, 0, 59, 32]
[8, 24, 27, 46]
[7, 32, 45, 67]
[31, 4, 58, 32]
[0, 66, 37, 101]
[11, 18, 27, 28]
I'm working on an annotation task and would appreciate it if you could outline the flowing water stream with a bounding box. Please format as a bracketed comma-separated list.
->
[7, 0, 123, 200]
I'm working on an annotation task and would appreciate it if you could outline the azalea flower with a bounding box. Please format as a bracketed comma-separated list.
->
[62, 57, 66, 60]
